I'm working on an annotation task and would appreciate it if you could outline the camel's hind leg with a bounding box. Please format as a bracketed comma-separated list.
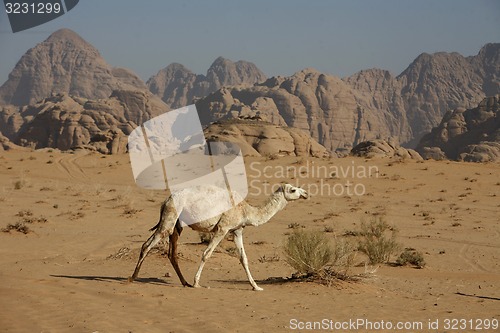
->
[128, 200, 177, 282]
[168, 223, 192, 287]
[128, 231, 163, 282]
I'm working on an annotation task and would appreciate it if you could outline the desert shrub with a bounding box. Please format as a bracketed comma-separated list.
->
[396, 248, 426, 268]
[283, 230, 333, 275]
[258, 254, 280, 263]
[20, 216, 48, 224]
[357, 217, 400, 264]
[16, 209, 33, 217]
[317, 237, 358, 283]
[287, 222, 303, 229]
[225, 246, 238, 257]
[323, 226, 335, 233]
[14, 180, 26, 190]
[332, 237, 357, 269]
[2, 222, 30, 234]
[199, 232, 212, 244]
[264, 153, 279, 161]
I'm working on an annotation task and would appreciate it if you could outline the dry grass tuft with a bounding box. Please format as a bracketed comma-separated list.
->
[283, 230, 333, 275]
[283, 230, 358, 285]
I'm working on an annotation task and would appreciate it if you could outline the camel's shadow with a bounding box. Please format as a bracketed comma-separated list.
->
[50, 274, 171, 286]
[215, 276, 298, 286]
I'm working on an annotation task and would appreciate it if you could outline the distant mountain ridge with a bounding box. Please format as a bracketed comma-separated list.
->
[146, 56, 267, 108]
[0, 28, 498, 155]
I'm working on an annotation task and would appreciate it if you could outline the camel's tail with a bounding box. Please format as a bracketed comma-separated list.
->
[149, 202, 166, 231]
[149, 201, 183, 235]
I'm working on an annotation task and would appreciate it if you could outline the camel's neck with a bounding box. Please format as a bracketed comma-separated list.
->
[245, 190, 288, 226]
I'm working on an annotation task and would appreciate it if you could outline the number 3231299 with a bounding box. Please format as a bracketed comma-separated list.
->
[443, 318, 498, 330]
[5, 2, 62, 14]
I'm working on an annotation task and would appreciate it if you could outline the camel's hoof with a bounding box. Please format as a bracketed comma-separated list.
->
[253, 286, 264, 291]
[127, 276, 135, 283]
[193, 283, 202, 288]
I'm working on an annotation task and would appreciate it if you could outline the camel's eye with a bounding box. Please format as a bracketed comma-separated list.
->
[291, 189, 296, 193]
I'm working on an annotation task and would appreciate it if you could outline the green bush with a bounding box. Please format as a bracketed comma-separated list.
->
[396, 248, 426, 268]
[283, 230, 333, 275]
[358, 217, 400, 264]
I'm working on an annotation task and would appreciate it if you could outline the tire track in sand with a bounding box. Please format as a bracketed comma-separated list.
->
[55, 152, 89, 181]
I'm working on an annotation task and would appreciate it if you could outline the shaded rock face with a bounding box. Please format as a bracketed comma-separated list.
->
[351, 139, 423, 160]
[1, 90, 168, 154]
[0, 29, 146, 106]
[0, 131, 23, 151]
[417, 95, 500, 162]
[397, 52, 487, 145]
[146, 57, 266, 108]
[204, 120, 329, 158]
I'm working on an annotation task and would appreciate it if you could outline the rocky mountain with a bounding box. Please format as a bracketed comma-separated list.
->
[204, 119, 329, 158]
[0, 29, 146, 106]
[1, 90, 168, 154]
[195, 44, 499, 153]
[395, 48, 495, 145]
[416, 95, 500, 162]
[147, 57, 266, 108]
[0, 28, 497, 156]
[196, 69, 411, 153]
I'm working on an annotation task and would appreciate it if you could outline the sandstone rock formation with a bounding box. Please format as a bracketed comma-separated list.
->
[204, 120, 329, 158]
[195, 44, 499, 152]
[417, 95, 500, 162]
[2, 90, 168, 154]
[0, 29, 146, 106]
[351, 139, 422, 160]
[147, 57, 266, 108]
[196, 68, 410, 154]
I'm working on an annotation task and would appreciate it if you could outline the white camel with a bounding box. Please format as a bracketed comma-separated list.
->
[128, 183, 308, 290]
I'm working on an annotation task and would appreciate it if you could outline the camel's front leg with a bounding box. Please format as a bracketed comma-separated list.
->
[233, 228, 263, 291]
[193, 229, 226, 288]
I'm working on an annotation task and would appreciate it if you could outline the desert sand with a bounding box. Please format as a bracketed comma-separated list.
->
[0, 150, 499, 332]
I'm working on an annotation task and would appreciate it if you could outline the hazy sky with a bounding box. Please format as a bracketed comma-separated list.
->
[0, 0, 499, 84]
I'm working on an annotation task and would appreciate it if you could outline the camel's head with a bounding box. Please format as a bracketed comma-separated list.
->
[281, 184, 308, 201]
